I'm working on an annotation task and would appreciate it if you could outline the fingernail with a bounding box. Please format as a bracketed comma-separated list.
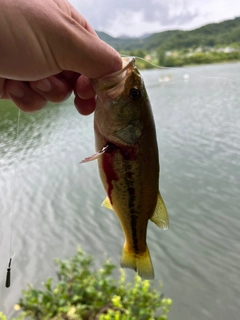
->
[35, 79, 52, 92]
[8, 84, 24, 98]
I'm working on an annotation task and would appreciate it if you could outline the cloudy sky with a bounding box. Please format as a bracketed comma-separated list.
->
[69, 0, 240, 37]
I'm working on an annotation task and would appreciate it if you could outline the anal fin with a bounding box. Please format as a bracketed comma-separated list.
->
[101, 197, 113, 210]
[150, 192, 169, 230]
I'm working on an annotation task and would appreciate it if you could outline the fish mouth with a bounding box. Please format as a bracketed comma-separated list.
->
[121, 56, 135, 70]
[91, 57, 136, 100]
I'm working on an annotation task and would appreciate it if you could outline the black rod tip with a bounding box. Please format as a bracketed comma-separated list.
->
[5, 269, 11, 288]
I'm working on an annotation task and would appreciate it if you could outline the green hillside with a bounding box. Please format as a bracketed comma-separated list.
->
[151, 17, 240, 51]
[97, 17, 240, 51]
[96, 17, 240, 67]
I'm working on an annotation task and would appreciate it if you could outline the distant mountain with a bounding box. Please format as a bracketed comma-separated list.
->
[117, 35, 137, 39]
[96, 31, 146, 51]
[96, 17, 240, 52]
[117, 33, 151, 39]
[139, 33, 153, 39]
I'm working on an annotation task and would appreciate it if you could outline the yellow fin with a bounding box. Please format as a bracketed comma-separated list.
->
[150, 192, 169, 230]
[120, 244, 154, 280]
[101, 197, 113, 210]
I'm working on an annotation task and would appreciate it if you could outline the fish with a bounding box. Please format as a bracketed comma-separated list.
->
[82, 57, 168, 279]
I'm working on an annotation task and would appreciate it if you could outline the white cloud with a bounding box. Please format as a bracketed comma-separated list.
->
[69, 0, 240, 37]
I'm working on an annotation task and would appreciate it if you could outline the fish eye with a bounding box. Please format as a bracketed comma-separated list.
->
[129, 87, 141, 101]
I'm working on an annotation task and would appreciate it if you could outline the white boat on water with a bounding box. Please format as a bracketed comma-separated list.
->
[159, 74, 172, 83]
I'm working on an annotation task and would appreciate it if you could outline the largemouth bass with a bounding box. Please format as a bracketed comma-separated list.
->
[82, 57, 168, 279]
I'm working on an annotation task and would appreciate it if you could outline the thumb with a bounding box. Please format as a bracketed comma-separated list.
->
[51, 8, 122, 79]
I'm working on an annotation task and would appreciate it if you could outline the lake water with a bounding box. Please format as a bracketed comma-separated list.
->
[0, 62, 240, 320]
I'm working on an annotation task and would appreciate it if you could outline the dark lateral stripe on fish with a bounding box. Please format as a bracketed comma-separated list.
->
[129, 213, 139, 253]
[125, 163, 140, 253]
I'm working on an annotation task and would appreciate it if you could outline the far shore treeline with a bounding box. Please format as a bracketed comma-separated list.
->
[97, 17, 240, 68]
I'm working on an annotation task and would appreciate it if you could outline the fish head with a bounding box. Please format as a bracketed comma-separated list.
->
[92, 57, 151, 146]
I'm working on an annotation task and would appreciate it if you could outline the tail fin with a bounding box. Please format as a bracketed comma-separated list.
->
[120, 244, 154, 279]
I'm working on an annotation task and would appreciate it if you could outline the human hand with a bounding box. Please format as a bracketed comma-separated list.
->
[0, 0, 122, 114]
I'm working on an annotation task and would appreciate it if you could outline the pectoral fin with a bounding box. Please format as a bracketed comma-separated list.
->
[150, 192, 169, 230]
[80, 145, 110, 163]
[101, 197, 113, 210]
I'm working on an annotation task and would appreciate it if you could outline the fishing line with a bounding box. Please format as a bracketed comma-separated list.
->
[121, 54, 240, 84]
[5, 109, 21, 288]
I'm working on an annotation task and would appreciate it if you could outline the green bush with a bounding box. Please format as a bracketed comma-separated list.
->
[2, 248, 171, 320]
[0, 312, 7, 320]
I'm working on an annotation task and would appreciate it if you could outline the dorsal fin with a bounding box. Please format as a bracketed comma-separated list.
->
[150, 192, 169, 230]
[101, 197, 113, 210]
